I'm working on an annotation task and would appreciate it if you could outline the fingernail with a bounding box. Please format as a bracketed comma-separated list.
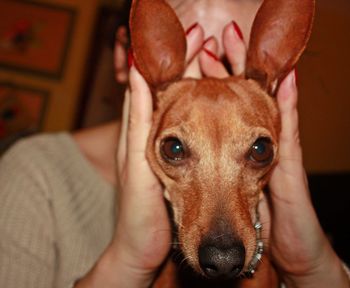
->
[232, 21, 244, 40]
[286, 69, 297, 90]
[287, 69, 296, 88]
[203, 36, 214, 47]
[185, 22, 198, 35]
[128, 48, 134, 68]
[203, 48, 219, 62]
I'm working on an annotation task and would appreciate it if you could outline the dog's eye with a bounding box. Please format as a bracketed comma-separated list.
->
[161, 137, 186, 162]
[248, 137, 274, 166]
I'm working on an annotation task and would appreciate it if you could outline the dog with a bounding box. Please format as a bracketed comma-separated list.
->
[129, 0, 315, 286]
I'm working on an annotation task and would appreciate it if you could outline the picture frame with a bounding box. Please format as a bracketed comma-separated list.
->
[0, 0, 76, 79]
[0, 81, 49, 153]
[76, 6, 126, 128]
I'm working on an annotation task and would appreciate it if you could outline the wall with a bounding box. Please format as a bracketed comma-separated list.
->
[0, 0, 99, 132]
[1, 0, 349, 172]
[298, 0, 350, 172]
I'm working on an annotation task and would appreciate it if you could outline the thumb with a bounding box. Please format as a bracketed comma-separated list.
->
[270, 70, 310, 204]
[127, 66, 154, 165]
[276, 70, 303, 165]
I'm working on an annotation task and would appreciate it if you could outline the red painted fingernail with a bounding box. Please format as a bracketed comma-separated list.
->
[185, 22, 198, 35]
[128, 48, 134, 68]
[203, 48, 219, 61]
[203, 36, 214, 46]
[232, 21, 244, 40]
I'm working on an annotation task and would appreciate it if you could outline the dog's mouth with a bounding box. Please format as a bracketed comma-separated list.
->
[168, 203, 264, 281]
[197, 217, 263, 280]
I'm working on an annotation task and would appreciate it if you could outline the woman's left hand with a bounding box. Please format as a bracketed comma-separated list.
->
[199, 21, 350, 288]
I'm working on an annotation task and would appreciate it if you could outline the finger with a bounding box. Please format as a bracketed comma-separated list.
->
[117, 89, 130, 174]
[114, 41, 129, 83]
[270, 70, 309, 201]
[276, 70, 303, 162]
[223, 21, 247, 76]
[203, 36, 219, 58]
[185, 23, 205, 63]
[114, 26, 129, 83]
[116, 25, 129, 45]
[183, 23, 204, 79]
[127, 66, 154, 165]
[184, 56, 202, 79]
[258, 194, 271, 246]
[199, 37, 229, 78]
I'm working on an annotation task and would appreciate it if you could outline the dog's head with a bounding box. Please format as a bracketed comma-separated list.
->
[130, 0, 314, 279]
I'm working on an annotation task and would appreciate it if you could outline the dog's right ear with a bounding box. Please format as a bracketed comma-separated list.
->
[130, 0, 187, 92]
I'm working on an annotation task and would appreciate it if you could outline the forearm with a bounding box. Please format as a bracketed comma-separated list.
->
[282, 246, 350, 288]
[74, 244, 155, 288]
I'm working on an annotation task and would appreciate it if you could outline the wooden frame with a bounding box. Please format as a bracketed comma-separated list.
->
[76, 6, 126, 128]
[0, 0, 76, 79]
[0, 81, 49, 153]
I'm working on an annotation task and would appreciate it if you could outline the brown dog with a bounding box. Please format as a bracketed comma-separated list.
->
[129, 0, 315, 287]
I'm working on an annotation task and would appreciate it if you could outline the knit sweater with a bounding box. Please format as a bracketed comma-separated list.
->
[0, 133, 116, 288]
[1, 134, 349, 288]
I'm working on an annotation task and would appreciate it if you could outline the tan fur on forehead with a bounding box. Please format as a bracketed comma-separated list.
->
[131, 0, 314, 283]
[147, 77, 280, 271]
[154, 77, 280, 137]
[225, 78, 281, 138]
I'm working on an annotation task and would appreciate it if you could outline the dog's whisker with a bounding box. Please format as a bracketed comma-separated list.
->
[129, 0, 315, 284]
[213, 233, 226, 240]
[178, 255, 192, 271]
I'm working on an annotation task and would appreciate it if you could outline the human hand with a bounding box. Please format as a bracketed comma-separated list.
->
[198, 21, 349, 287]
[108, 23, 207, 288]
[262, 72, 349, 288]
[74, 23, 206, 288]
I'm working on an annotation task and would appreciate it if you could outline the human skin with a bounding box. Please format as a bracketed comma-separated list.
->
[75, 27, 349, 288]
[74, 1, 350, 287]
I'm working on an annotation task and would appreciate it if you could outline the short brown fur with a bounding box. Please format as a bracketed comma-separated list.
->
[130, 0, 315, 286]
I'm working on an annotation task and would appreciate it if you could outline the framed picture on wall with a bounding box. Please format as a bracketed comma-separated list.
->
[0, 82, 49, 153]
[0, 0, 76, 79]
[76, 6, 126, 128]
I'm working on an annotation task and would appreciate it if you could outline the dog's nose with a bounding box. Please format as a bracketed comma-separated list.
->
[199, 242, 245, 279]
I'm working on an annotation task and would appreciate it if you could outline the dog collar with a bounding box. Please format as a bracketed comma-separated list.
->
[244, 213, 264, 277]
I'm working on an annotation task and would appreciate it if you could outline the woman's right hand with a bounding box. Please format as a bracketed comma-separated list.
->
[75, 67, 166, 288]
[74, 23, 205, 288]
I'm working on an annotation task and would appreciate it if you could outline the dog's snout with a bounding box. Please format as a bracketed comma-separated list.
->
[199, 241, 245, 279]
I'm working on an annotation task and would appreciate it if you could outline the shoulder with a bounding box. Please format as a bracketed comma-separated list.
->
[1, 133, 82, 191]
[1, 132, 72, 166]
[1, 132, 76, 165]
[0, 133, 116, 286]
[0, 131, 115, 225]
[0, 134, 64, 275]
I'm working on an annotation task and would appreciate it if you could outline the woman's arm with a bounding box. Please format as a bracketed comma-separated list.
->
[0, 141, 56, 288]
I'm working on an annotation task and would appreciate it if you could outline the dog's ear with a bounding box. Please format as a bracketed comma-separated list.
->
[246, 0, 315, 94]
[130, 0, 186, 92]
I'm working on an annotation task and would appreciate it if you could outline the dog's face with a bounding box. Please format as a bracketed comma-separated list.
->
[147, 77, 279, 276]
[130, 0, 314, 279]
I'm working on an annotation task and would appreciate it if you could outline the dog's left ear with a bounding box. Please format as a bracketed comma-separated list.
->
[246, 0, 315, 94]
[130, 0, 187, 92]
